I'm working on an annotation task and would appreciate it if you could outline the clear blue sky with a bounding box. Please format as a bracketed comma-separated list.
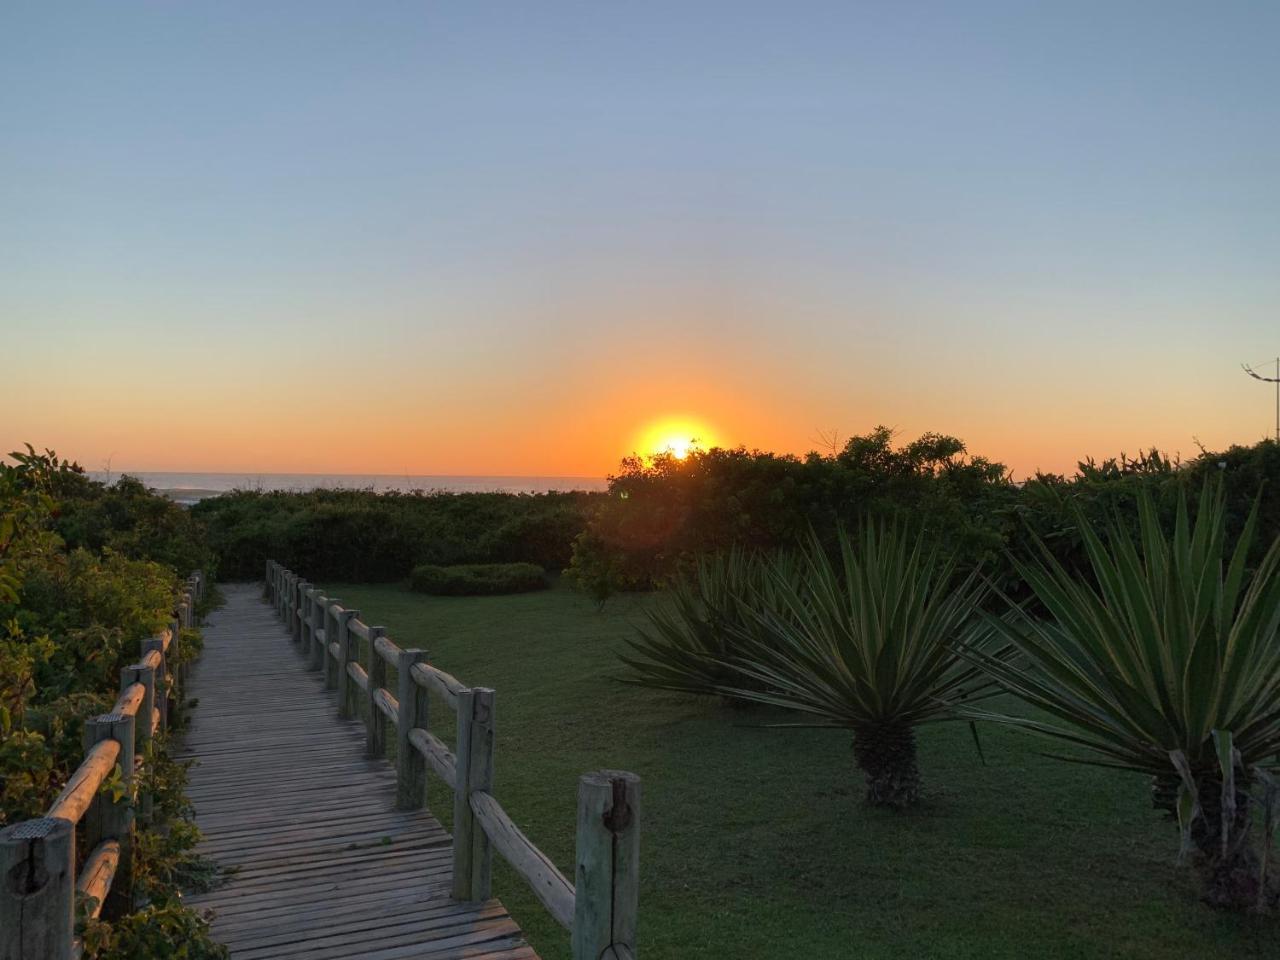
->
[3, 2, 1278, 475]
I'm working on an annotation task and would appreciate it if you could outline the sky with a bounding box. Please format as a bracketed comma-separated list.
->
[3, 1, 1278, 478]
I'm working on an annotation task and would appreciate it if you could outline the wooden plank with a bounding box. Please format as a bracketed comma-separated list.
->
[410, 662, 465, 710]
[45, 739, 120, 824]
[77, 839, 121, 919]
[408, 727, 458, 789]
[470, 790, 575, 930]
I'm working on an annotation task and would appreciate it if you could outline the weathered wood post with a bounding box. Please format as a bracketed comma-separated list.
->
[293, 580, 310, 644]
[170, 611, 186, 689]
[365, 625, 388, 758]
[122, 661, 157, 823]
[336, 608, 361, 720]
[0, 816, 75, 960]
[322, 600, 342, 690]
[395, 649, 430, 810]
[299, 586, 313, 651]
[83, 711, 136, 917]
[452, 687, 495, 902]
[142, 635, 168, 732]
[309, 593, 327, 671]
[572, 770, 641, 960]
[121, 663, 156, 755]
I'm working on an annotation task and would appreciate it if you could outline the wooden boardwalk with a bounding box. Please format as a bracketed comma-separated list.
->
[182, 584, 537, 960]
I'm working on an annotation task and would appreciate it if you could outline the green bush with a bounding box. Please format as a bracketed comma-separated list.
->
[409, 562, 548, 596]
[1, 446, 221, 944]
[195, 488, 595, 581]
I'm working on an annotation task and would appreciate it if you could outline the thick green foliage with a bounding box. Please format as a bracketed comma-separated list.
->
[572, 432, 1280, 605]
[194, 488, 592, 581]
[409, 561, 548, 596]
[570, 427, 1016, 596]
[1, 447, 222, 946]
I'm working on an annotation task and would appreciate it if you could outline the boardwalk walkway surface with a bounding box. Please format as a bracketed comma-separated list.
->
[181, 584, 537, 960]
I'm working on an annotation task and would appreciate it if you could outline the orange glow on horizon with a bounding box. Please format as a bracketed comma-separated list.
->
[633, 416, 720, 462]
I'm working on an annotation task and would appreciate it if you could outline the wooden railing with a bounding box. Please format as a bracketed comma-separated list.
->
[0, 571, 205, 960]
[264, 560, 641, 960]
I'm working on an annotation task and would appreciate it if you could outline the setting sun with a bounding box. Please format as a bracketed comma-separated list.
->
[635, 417, 720, 461]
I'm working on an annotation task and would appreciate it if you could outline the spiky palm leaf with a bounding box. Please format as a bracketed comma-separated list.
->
[965, 482, 1280, 779]
[715, 524, 997, 728]
[618, 547, 799, 696]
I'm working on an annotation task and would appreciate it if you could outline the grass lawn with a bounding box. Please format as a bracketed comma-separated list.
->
[323, 581, 1280, 960]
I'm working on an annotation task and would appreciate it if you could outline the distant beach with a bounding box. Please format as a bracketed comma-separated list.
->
[87, 472, 609, 505]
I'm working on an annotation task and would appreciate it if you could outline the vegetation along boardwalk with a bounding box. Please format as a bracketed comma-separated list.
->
[181, 569, 640, 960]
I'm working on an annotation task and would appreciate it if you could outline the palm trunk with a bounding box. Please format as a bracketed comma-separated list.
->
[852, 722, 920, 809]
[1189, 775, 1275, 911]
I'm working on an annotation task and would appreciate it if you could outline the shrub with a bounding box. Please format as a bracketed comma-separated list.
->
[409, 562, 548, 596]
[968, 481, 1280, 911]
[194, 488, 595, 581]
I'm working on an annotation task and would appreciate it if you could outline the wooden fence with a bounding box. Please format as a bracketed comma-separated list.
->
[0, 572, 205, 960]
[264, 560, 641, 960]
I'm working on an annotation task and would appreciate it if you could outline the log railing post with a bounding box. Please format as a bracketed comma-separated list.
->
[0, 817, 75, 960]
[395, 648, 429, 810]
[365, 625, 388, 758]
[336, 609, 361, 720]
[572, 771, 641, 960]
[309, 593, 327, 671]
[322, 599, 341, 691]
[121, 663, 156, 756]
[452, 687, 495, 902]
[142, 636, 168, 732]
[122, 661, 157, 824]
[299, 586, 313, 651]
[293, 580, 310, 644]
[82, 711, 136, 918]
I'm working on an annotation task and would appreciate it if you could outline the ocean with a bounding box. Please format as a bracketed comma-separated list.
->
[88, 472, 609, 505]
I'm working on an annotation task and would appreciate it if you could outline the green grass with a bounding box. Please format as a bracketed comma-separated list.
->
[324, 582, 1280, 959]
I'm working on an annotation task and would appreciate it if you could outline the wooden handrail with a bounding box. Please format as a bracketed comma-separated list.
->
[77, 840, 122, 919]
[410, 661, 465, 709]
[266, 560, 642, 960]
[46, 738, 121, 824]
[470, 789, 576, 929]
[1, 569, 204, 960]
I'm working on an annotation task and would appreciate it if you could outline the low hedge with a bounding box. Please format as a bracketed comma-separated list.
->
[409, 562, 548, 596]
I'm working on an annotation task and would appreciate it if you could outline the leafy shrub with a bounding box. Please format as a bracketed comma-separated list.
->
[1, 447, 221, 944]
[969, 481, 1280, 911]
[409, 562, 548, 596]
[195, 488, 595, 581]
[80, 902, 227, 960]
[572, 427, 1016, 595]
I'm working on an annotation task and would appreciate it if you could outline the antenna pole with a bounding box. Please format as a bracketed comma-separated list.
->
[1242, 358, 1280, 444]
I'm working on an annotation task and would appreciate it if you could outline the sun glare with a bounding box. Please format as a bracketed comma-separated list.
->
[635, 417, 719, 461]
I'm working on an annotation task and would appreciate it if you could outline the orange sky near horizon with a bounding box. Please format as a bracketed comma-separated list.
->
[4, 5, 1278, 482]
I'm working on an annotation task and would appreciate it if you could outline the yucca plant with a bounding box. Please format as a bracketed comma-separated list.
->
[718, 524, 997, 809]
[966, 481, 1280, 911]
[619, 547, 797, 699]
